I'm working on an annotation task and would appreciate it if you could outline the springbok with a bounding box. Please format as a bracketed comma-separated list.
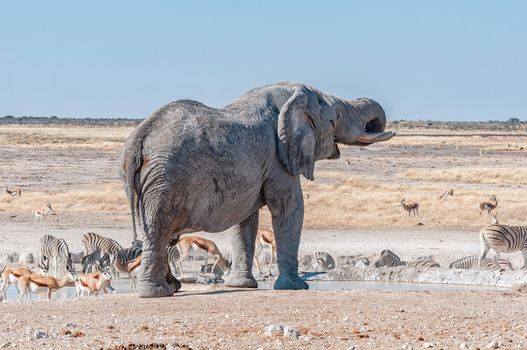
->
[75, 270, 113, 297]
[16, 271, 76, 302]
[479, 196, 498, 216]
[254, 229, 276, 276]
[400, 199, 419, 216]
[34, 204, 55, 229]
[176, 236, 230, 277]
[5, 186, 22, 198]
[438, 188, 453, 199]
[0, 266, 33, 300]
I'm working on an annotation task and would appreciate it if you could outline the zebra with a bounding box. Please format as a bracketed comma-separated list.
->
[39, 234, 73, 275]
[81, 232, 124, 256]
[123, 246, 142, 261]
[313, 252, 336, 271]
[82, 246, 140, 274]
[373, 250, 440, 268]
[82, 232, 143, 278]
[479, 224, 527, 270]
[81, 250, 105, 273]
[131, 239, 143, 250]
[449, 255, 513, 271]
[166, 245, 181, 276]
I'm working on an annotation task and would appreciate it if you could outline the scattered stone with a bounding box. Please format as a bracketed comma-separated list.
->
[511, 283, 527, 293]
[63, 323, 77, 328]
[459, 343, 469, 349]
[422, 342, 435, 348]
[71, 330, 85, 338]
[264, 324, 284, 337]
[485, 341, 499, 349]
[34, 330, 48, 339]
[347, 346, 356, 350]
[0, 342, 11, 348]
[283, 326, 300, 339]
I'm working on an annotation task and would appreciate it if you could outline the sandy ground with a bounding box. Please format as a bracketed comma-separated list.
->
[2, 286, 527, 349]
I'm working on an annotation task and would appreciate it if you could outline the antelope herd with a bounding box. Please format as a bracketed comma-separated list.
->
[399, 190, 499, 222]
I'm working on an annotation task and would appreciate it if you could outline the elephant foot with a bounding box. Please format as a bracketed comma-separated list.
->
[224, 272, 258, 288]
[274, 274, 309, 290]
[137, 280, 176, 298]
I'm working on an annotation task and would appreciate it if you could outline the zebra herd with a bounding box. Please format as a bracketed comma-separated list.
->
[372, 219, 527, 271]
[369, 249, 514, 271]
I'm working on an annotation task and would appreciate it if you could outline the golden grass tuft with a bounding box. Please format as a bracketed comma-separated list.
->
[398, 168, 527, 185]
[0, 126, 134, 152]
[0, 183, 128, 214]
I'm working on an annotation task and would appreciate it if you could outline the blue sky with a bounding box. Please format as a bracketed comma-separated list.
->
[1, 1, 526, 121]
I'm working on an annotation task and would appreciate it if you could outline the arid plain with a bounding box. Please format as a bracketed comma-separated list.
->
[1, 120, 527, 349]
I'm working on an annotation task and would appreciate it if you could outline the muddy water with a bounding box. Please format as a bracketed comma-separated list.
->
[2, 278, 506, 301]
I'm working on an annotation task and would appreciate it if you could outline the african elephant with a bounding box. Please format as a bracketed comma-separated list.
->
[121, 81, 394, 297]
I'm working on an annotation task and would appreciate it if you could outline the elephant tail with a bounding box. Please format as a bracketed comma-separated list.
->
[122, 140, 144, 244]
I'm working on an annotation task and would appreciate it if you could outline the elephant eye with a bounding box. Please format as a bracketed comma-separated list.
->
[329, 119, 336, 128]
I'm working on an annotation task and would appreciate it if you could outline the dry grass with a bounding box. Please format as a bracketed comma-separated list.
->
[398, 167, 527, 184]
[0, 125, 133, 152]
[259, 174, 527, 229]
[2, 123, 527, 230]
[0, 183, 128, 214]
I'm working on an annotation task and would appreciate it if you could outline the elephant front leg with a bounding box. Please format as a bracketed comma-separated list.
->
[265, 178, 308, 290]
[224, 211, 259, 288]
[137, 233, 176, 298]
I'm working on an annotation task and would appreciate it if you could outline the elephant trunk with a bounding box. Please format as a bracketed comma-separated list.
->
[333, 97, 395, 146]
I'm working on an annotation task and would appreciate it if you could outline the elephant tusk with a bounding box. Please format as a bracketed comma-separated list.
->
[357, 131, 396, 144]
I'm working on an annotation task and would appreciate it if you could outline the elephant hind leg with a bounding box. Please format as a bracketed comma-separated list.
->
[136, 230, 175, 298]
[224, 211, 259, 288]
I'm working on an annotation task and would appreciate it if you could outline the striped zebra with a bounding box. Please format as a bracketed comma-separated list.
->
[81, 249, 118, 273]
[39, 234, 73, 275]
[449, 255, 513, 270]
[479, 224, 527, 269]
[313, 252, 336, 271]
[82, 232, 142, 277]
[166, 245, 181, 276]
[373, 250, 440, 268]
[81, 250, 102, 273]
[81, 232, 124, 256]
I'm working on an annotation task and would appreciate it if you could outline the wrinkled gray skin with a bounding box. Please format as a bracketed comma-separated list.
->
[121, 81, 394, 297]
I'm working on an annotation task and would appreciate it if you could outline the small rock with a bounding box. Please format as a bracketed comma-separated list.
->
[347, 346, 356, 350]
[459, 343, 469, 349]
[35, 330, 48, 339]
[0, 342, 11, 348]
[283, 325, 300, 339]
[485, 341, 499, 349]
[264, 324, 283, 337]
[423, 342, 435, 348]
[63, 323, 76, 328]
[511, 283, 527, 293]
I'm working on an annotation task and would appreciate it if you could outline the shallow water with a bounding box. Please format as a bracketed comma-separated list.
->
[2, 277, 506, 301]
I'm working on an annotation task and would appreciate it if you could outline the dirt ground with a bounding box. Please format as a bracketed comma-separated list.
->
[2, 121, 527, 349]
[2, 286, 527, 349]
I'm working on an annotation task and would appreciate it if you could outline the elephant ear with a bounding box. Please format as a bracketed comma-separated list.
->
[277, 89, 317, 180]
